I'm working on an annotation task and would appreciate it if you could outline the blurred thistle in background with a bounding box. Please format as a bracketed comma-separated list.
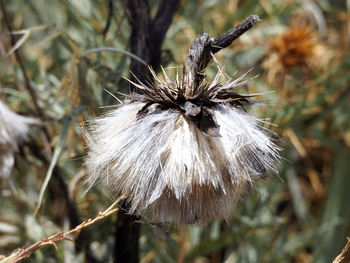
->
[0, 100, 38, 180]
[263, 17, 330, 81]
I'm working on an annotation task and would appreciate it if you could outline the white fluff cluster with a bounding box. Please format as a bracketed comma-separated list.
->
[0, 100, 39, 178]
[84, 69, 280, 224]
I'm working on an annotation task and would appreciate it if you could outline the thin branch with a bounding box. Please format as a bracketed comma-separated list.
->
[1, 195, 127, 263]
[182, 15, 260, 97]
[102, 0, 114, 39]
[23, 140, 99, 262]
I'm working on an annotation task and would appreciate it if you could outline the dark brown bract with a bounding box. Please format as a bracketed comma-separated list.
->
[124, 67, 257, 137]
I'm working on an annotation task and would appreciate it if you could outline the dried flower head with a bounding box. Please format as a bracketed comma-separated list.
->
[263, 18, 331, 83]
[85, 16, 280, 224]
[0, 100, 39, 178]
[84, 64, 280, 224]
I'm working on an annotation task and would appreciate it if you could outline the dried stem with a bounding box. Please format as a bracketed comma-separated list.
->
[114, 1, 180, 263]
[176, 226, 188, 263]
[1, 195, 127, 263]
[121, 0, 180, 92]
[182, 15, 260, 97]
[23, 140, 98, 262]
[332, 237, 350, 263]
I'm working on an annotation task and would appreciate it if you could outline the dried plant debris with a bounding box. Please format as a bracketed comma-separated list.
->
[0, 100, 39, 178]
[84, 65, 280, 225]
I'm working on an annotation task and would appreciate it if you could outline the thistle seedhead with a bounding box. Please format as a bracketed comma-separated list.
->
[0, 100, 39, 178]
[263, 17, 333, 84]
[84, 15, 281, 225]
[84, 63, 280, 224]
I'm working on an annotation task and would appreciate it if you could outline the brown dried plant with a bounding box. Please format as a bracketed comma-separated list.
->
[332, 237, 350, 263]
[0, 195, 126, 263]
[263, 18, 331, 84]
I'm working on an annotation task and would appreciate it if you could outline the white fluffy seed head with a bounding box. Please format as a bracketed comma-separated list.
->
[84, 69, 280, 225]
[0, 100, 40, 178]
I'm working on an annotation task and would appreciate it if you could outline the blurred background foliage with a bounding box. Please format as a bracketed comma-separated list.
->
[0, 0, 350, 262]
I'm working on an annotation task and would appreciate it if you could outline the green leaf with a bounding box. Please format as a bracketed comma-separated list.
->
[312, 148, 350, 263]
[286, 168, 311, 224]
[35, 114, 73, 214]
[83, 47, 147, 65]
